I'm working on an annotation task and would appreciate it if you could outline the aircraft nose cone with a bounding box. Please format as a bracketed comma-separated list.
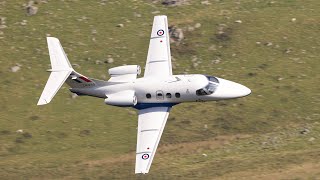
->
[213, 78, 251, 99]
[238, 84, 251, 97]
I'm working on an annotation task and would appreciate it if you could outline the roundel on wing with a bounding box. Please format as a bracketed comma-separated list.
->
[142, 153, 150, 160]
[157, 29, 165, 36]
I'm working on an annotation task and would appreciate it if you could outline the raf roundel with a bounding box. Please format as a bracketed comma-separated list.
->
[142, 153, 150, 160]
[157, 29, 165, 36]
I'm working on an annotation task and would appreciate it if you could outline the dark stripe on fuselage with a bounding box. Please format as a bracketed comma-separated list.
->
[134, 103, 178, 110]
[72, 79, 82, 83]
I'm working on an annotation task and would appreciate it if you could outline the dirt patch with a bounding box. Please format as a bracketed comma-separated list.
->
[219, 162, 320, 180]
[82, 134, 251, 168]
[158, 134, 250, 154]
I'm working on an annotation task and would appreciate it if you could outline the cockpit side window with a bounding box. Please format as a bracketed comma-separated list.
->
[196, 76, 219, 96]
[196, 89, 207, 96]
[206, 75, 219, 83]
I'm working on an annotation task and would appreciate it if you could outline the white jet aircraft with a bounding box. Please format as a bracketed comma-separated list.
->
[38, 15, 251, 174]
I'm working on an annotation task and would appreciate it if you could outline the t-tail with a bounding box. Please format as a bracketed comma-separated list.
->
[37, 37, 95, 105]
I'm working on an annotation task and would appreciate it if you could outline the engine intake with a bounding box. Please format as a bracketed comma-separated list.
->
[105, 90, 137, 107]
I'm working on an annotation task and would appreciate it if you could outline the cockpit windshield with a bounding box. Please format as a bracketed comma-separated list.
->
[196, 76, 219, 96]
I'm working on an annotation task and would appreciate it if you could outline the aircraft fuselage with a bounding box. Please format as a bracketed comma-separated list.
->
[70, 74, 251, 109]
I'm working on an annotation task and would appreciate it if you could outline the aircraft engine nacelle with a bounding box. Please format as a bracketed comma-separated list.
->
[108, 65, 141, 76]
[105, 90, 137, 107]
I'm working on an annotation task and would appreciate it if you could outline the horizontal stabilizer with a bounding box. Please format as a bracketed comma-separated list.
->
[37, 71, 71, 105]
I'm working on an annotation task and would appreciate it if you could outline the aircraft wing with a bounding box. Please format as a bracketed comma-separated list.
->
[144, 15, 172, 78]
[135, 106, 171, 174]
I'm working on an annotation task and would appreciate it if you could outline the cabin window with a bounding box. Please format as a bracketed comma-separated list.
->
[146, 93, 151, 99]
[175, 93, 181, 98]
[156, 90, 164, 100]
[166, 93, 172, 98]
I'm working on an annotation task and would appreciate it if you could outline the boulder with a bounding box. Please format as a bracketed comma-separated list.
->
[11, 66, 21, 72]
[194, 23, 201, 28]
[26, 5, 38, 16]
[162, 0, 189, 6]
[16, 129, 23, 133]
[169, 26, 184, 43]
[116, 24, 124, 28]
[0, 17, 6, 25]
[106, 57, 114, 64]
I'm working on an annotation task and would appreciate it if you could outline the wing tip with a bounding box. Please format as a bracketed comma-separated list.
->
[135, 165, 150, 174]
[47, 36, 58, 40]
[135, 170, 149, 174]
[154, 15, 167, 20]
[37, 98, 49, 106]
[47, 37, 60, 44]
[156, 14, 167, 17]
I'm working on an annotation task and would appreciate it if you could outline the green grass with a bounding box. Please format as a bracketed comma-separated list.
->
[0, 0, 319, 179]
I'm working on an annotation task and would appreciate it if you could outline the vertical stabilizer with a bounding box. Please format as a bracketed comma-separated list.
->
[47, 37, 73, 71]
[37, 37, 73, 105]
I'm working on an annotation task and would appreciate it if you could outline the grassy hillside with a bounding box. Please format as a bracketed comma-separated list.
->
[0, 0, 319, 179]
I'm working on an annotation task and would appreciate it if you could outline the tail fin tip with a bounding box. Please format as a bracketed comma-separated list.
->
[47, 37, 73, 71]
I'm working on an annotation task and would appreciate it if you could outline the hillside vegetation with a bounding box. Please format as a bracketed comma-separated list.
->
[0, 0, 319, 179]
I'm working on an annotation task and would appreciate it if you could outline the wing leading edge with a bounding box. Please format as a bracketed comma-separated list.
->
[144, 15, 172, 78]
[135, 107, 171, 174]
